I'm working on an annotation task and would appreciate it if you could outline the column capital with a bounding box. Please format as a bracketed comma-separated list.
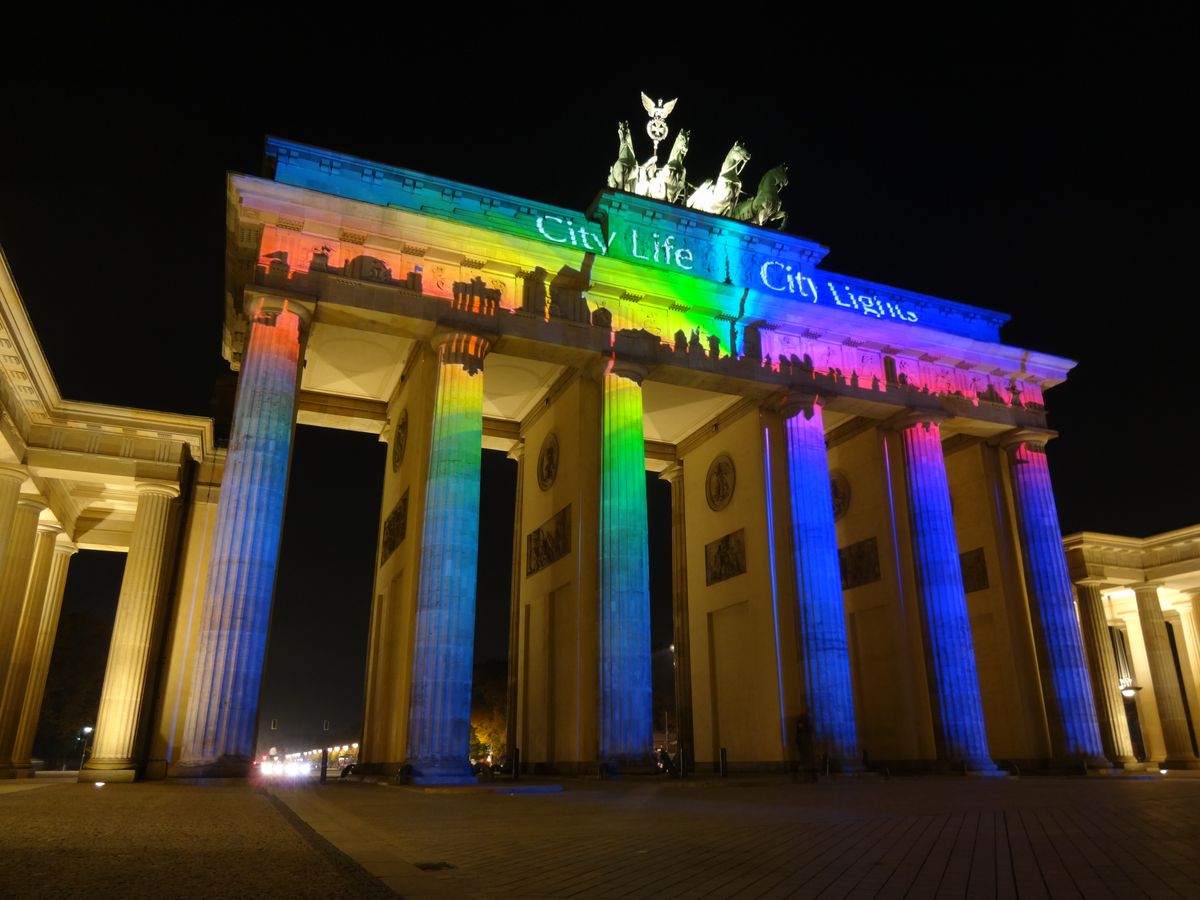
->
[1073, 577, 1113, 589]
[658, 462, 684, 484]
[0, 463, 26, 485]
[35, 522, 64, 538]
[53, 535, 79, 556]
[431, 329, 492, 375]
[16, 496, 47, 514]
[887, 408, 948, 432]
[996, 426, 1058, 451]
[772, 390, 824, 421]
[607, 357, 647, 385]
[134, 480, 181, 500]
[506, 440, 525, 463]
[1133, 581, 1165, 596]
[244, 294, 314, 330]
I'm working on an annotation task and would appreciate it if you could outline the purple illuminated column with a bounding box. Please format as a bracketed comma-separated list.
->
[781, 394, 859, 769]
[1133, 583, 1200, 769]
[598, 360, 652, 768]
[1003, 432, 1107, 766]
[1074, 581, 1136, 766]
[175, 300, 307, 778]
[405, 332, 491, 784]
[899, 416, 994, 771]
[84, 483, 180, 780]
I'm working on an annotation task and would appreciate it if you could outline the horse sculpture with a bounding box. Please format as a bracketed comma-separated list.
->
[607, 121, 638, 192]
[733, 164, 788, 229]
[686, 141, 751, 217]
[636, 128, 690, 202]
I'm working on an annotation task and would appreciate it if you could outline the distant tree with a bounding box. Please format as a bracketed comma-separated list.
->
[471, 659, 507, 761]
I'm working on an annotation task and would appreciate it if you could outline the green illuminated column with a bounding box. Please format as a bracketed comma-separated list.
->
[405, 331, 491, 784]
[598, 359, 652, 769]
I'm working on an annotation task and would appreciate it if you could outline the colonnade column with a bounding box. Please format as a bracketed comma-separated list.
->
[83, 482, 180, 780]
[659, 463, 693, 774]
[175, 299, 307, 777]
[898, 415, 994, 771]
[10, 537, 76, 770]
[780, 394, 859, 769]
[504, 441, 524, 768]
[0, 521, 60, 775]
[405, 331, 491, 784]
[1074, 581, 1137, 766]
[1133, 582, 1200, 769]
[598, 359, 652, 769]
[0, 498, 45, 698]
[1003, 432, 1107, 766]
[0, 464, 27, 567]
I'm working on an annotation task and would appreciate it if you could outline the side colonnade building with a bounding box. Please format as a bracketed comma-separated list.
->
[2, 137, 1196, 782]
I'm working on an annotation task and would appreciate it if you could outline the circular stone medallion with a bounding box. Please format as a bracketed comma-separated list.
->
[705, 454, 736, 511]
[830, 470, 851, 521]
[391, 408, 409, 472]
[537, 431, 559, 491]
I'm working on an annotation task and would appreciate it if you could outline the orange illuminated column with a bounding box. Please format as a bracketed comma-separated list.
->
[0, 464, 27, 569]
[1073, 581, 1137, 767]
[83, 483, 180, 781]
[0, 498, 45, 705]
[10, 537, 76, 771]
[1003, 431, 1107, 767]
[404, 331, 491, 784]
[899, 415, 994, 772]
[0, 521, 61, 775]
[1133, 583, 1200, 769]
[174, 300, 308, 779]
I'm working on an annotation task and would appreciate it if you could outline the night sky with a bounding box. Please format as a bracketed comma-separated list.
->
[3, 27, 1195, 751]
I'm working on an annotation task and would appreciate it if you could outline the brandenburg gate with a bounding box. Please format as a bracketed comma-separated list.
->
[3, 108, 1194, 783]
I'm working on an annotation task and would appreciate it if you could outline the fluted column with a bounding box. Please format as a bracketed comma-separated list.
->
[1003, 432, 1107, 765]
[1074, 581, 1137, 766]
[0, 522, 60, 775]
[0, 498, 44, 698]
[405, 331, 491, 784]
[1134, 582, 1200, 768]
[899, 416, 994, 771]
[84, 482, 180, 780]
[175, 301, 307, 778]
[659, 463, 693, 774]
[10, 538, 76, 771]
[504, 441, 524, 767]
[0, 464, 27, 570]
[598, 360, 652, 768]
[781, 394, 860, 769]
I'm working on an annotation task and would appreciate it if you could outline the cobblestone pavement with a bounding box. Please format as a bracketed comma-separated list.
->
[269, 773, 1200, 900]
[0, 777, 391, 899]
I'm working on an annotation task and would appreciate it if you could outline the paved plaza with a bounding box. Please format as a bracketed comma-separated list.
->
[2, 773, 1198, 899]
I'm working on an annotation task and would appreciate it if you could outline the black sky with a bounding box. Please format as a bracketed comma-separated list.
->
[4, 25, 1196, 747]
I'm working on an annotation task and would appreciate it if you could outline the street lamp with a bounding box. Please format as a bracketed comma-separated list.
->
[79, 726, 94, 770]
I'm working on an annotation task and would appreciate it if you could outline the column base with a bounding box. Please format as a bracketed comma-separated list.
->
[938, 756, 1003, 776]
[404, 758, 476, 786]
[0, 765, 36, 779]
[79, 759, 138, 783]
[167, 755, 252, 780]
[1159, 758, 1200, 771]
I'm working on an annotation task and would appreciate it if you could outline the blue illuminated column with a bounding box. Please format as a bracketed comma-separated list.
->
[83, 483, 180, 780]
[1133, 583, 1200, 769]
[175, 299, 307, 778]
[1002, 431, 1107, 766]
[405, 331, 491, 784]
[1074, 581, 1136, 767]
[899, 415, 994, 771]
[598, 360, 653, 768]
[781, 394, 860, 769]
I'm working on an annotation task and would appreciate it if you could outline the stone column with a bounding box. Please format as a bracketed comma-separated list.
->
[0, 522, 60, 775]
[659, 463, 694, 774]
[84, 482, 180, 780]
[1002, 432, 1107, 766]
[0, 464, 27, 569]
[898, 415, 994, 771]
[504, 441, 524, 767]
[598, 360, 652, 769]
[780, 394, 859, 769]
[1074, 581, 1137, 767]
[405, 331, 491, 784]
[175, 300, 307, 778]
[0, 498, 45, 696]
[1134, 582, 1200, 769]
[10, 537, 76, 770]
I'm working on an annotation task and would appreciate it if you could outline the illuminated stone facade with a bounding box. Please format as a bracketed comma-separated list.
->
[6, 135, 1195, 782]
